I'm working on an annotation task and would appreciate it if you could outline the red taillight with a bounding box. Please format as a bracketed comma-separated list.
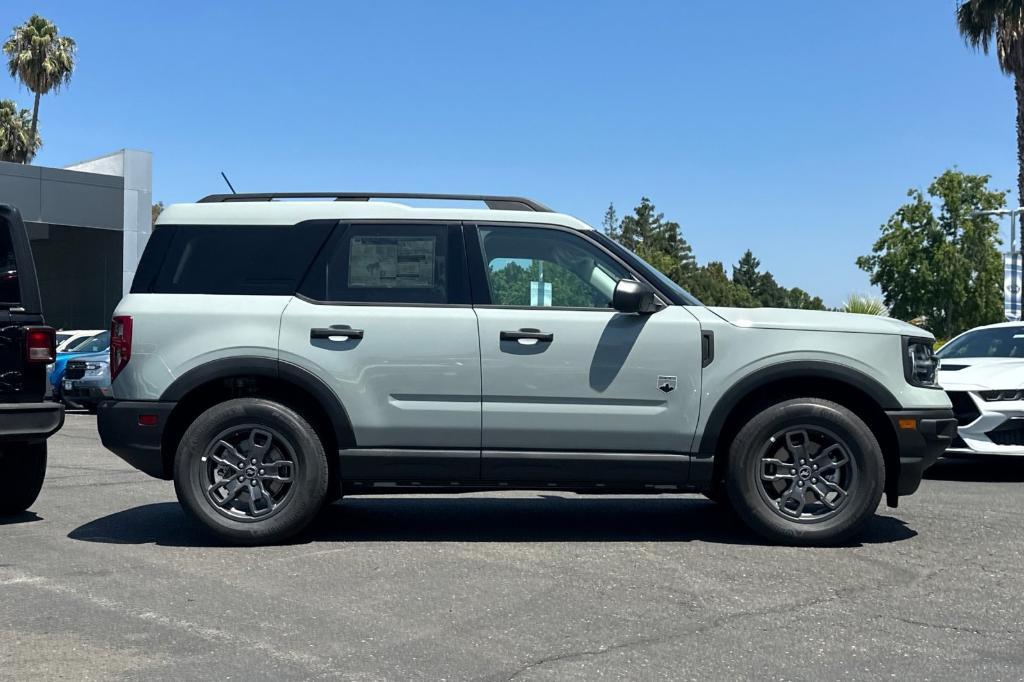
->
[24, 326, 55, 363]
[138, 414, 158, 426]
[111, 315, 133, 380]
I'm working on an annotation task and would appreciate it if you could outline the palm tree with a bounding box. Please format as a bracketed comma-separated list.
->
[957, 1, 1024, 204]
[2, 15, 75, 163]
[840, 294, 889, 316]
[0, 99, 40, 163]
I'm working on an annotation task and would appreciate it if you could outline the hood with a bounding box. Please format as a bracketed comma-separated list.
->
[938, 357, 1024, 390]
[706, 307, 929, 337]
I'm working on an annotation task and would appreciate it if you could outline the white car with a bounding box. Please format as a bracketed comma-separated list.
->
[937, 322, 1024, 456]
[56, 329, 104, 352]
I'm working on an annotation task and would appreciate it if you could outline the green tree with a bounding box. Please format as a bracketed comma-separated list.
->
[3, 14, 76, 163]
[685, 261, 758, 307]
[617, 197, 696, 283]
[957, 1, 1024, 203]
[0, 98, 39, 162]
[602, 202, 619, 240]
[730, 249, 824, 309]
[786, 287, 826, 310]
[732, 250, 761, 292]
[857, 169, 1005, 338]
[487, 260, 601, 308]
[152, 202, 165, 224]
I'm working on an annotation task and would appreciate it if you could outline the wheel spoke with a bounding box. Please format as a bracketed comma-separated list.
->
[247, 481, 272, 517]
[244, 429, 274, 464]
[778, 481, 807, 517]
[811, 444, 848, 474]
[760, 458, 796, 481]
[259, 460, 293, 483]
[809, 478, 848, 510]
[210, 440, 246, 469]
[209, 477, 246, 507]
[784, 430, 811, 463]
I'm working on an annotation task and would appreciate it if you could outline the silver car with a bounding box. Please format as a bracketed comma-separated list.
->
[96, 192, 954, 546]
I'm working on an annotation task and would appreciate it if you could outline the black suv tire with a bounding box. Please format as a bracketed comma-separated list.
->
[726, 398, 884, 546]
[174, 398, 329, 545]
[0, 442, 47, 515]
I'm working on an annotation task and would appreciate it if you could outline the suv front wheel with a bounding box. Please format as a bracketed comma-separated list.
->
[726, 398, 884, 546]
[174, 398, 329, 545]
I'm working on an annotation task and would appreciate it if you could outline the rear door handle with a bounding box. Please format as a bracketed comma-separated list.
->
[311, 327, 364, 340]
[500, 328, 553, 342]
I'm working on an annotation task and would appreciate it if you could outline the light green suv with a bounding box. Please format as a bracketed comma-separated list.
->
[96, 192, 955, 546]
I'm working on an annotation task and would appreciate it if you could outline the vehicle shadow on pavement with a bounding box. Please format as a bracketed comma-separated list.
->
[66, 497, 916, 548]
[925, 456, 1024, 483]
[0, 511, 42, 526]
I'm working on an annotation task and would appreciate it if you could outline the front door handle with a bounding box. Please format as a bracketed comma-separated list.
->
[311, 327, 364, 340]
[500, 328, 553, 342]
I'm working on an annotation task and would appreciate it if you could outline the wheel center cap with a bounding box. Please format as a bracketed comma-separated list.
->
[798, 466, 812, 480]
[244, 466, 257, 478]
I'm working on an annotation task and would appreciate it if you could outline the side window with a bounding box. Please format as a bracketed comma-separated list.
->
[147, 223, 332, 295]
[0, 221, 20, 305]
[477, 226, 630, 308]
[299, 223, 466, 304]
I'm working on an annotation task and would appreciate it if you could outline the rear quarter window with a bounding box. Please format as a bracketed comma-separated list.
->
[0, 220, 20, 305]
[136, 222, 334, 295]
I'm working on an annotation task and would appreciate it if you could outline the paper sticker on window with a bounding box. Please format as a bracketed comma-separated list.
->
[349, 236, 435, 288]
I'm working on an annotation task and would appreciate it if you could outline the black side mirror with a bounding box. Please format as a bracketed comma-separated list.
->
[612, 279, 658, 314]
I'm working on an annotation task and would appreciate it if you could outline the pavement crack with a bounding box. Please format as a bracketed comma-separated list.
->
[875, 614, 1022, 637]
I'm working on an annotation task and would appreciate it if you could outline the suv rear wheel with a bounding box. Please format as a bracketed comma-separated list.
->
[173, 398, 328, 545]
[726, 398, 884, 546]
[0, 442, 47, 515]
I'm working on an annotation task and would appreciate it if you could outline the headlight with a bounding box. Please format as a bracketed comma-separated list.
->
[903, 337, 938, 388]
[84, 361, 108, 375]
[979, 390, 1023, 402]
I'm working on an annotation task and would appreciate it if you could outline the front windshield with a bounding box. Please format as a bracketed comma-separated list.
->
[936, 326, 1024, 359]
[590, 232, 702, 305]
[68, 331, 110, 353]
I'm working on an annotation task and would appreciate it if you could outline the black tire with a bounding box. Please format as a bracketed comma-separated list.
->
[173, 398, 329, 545]
[0, 442, 47, 515]
[725, 398, 884, 546]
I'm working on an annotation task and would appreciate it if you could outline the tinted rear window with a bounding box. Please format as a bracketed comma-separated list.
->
[137, 222, 334, 295]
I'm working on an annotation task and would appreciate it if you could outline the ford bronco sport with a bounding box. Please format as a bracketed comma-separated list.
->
[97, 192, 955, 546]
[0, 204, 63, 516]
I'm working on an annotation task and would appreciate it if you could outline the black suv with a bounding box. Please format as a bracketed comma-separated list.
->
[0, 204, 63, 515]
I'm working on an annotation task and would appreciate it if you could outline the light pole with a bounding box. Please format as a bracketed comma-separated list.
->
[975, 208, 1024, 320]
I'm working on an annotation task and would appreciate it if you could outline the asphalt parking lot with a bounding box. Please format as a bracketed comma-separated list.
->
[2, 414, 1024, 680]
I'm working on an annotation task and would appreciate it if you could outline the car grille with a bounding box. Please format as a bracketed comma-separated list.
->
[64, 361, 87, 381]
[947, 391, 980, 426]
[986, 419, 1024, 447]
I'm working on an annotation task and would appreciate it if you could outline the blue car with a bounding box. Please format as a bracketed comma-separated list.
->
[48, 331, 109, 399]
[60, 350, 112, 411]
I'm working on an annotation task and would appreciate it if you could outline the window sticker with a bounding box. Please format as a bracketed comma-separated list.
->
[349, 236, 436, 288]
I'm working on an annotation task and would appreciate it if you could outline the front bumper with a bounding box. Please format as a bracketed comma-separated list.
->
[62, 377, 112, 408]
[97, 400, 175, 479]
[944, 389, 1024, 456]
[886, 409, 956, 498]
[0, 401, 65, 441]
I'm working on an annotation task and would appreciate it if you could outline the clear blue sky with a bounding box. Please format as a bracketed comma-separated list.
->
[2, 1, 1016, 306]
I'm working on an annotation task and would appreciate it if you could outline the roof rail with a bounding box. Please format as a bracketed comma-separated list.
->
[196, 192, 553, 212]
